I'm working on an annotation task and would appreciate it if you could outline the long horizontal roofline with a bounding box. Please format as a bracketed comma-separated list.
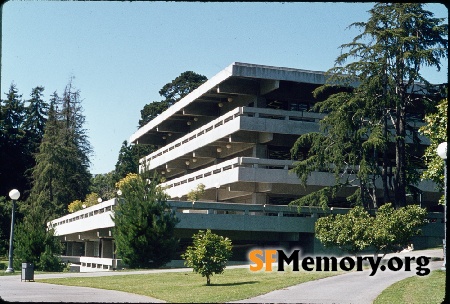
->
[129, 62, 329, 144]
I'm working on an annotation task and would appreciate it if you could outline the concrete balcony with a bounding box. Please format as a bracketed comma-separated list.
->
[49, 199, 116, 236]
[140, 106, 323, 172]
[160, 156, 440, 203]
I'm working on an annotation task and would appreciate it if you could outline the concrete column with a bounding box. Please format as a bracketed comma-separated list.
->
[254, 96, 267, 108]
[85, 241, 94, 257]
[102, 239, 113, 259]
[252, 144, 267, 158]
[251, 193, 267, 205]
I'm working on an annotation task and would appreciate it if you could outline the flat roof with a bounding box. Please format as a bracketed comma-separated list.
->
[129, 62, 329, 144]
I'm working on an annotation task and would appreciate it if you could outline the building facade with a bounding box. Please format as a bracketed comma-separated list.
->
[130, 62, 440, 207]
[49, 62, 444, 271]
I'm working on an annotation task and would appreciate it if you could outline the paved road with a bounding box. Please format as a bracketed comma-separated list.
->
[0, 249, 443, 303]
[233, 249, 444, 304]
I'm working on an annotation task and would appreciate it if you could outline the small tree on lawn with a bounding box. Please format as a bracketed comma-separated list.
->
[182, 229, 232, 285]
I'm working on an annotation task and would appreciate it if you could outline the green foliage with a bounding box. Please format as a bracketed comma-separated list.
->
[28, 79, 92, 218]
[187, 184, 206, 203]
[315, 206, 373, 255]
[315, 204, 427, 256]
[139, 71, 207, 127]
[13, 205, 64, 271]
[114, 140, 154, 183]
[182, 229, 233, 285]
[67, 200, 83, 213]
[113, 173, 179, 268]
[370, 203, 427, 256]
[419, 98, 447, 204]
[291, 3, 447, 209]
[90, 172, 116, 200]
[0, 196, 11, 256]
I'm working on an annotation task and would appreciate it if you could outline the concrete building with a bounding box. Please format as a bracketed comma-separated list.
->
[48, 62, 444, 271]
[130, 62, 441, 207]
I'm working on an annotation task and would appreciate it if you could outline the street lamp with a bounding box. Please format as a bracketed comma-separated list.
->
[5, 189, 20, 273]
[436, 142, 447, 271]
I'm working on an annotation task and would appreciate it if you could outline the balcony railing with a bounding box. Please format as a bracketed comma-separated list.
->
[140, 107, 325, 171]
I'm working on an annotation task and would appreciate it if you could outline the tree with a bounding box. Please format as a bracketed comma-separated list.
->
[0, 84, 28, 198]
[182, 229, 233, 285]
[114, 140, 153, 183]
[187, 184, 206, 203]
[28, 79, 92, 218]
[315, 206, 373, 256]
[419, 97, 448, 204]
[90, 172, 116, 200]
[315, 204, 427, 257]
[57, 79, 92, 202]
[291, 3, 448, 209]
[158, 71, 207, 106]
[139, 71, 207, 127]
[370, 203, 427, 257]
[13, 204, 63, 271]
[113, 173, 179, 268]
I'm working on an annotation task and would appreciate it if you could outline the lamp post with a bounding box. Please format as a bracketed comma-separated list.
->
[5, 189, 20, 273]
[437, 142, 447, 271]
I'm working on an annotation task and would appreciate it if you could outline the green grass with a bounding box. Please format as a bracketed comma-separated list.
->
[374, 270, 445, 304]
[38, 267, 343, 303]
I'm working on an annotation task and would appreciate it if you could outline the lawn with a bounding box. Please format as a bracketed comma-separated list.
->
[373, 270, 445, 304]
[38, 267, 343, 303]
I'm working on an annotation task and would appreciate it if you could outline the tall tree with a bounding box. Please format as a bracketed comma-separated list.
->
[291, 3, 447, 209]
[28, 80, 92, 218]
[0, 84, 28, 197]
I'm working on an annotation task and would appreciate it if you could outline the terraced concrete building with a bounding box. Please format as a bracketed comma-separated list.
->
[49, 62, 444, 271]
[130, 62, 440, 207]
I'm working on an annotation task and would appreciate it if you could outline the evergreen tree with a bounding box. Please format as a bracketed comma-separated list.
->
[13, 203, 63, 271]
[0, 84, 28, 198]
[57, 79, 92, 202]
[28, 98, 66, 217]
[291, 3, 447, 209]
[113, 173, 179, 268]
[28, 80, 92, 218]
[114, 140, 154, 183]
[24, 86, 48, 154]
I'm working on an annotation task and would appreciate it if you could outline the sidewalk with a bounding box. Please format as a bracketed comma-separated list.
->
[234, 248, 444, 304]
[0, 249, 444, 303]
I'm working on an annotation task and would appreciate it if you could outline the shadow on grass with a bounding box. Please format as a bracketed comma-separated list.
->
[209, 281, 259, 287]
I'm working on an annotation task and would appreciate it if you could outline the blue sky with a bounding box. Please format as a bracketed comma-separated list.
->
[1, 1, 448, 174]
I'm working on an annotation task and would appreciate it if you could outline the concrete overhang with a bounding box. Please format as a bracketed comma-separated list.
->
[129, 62, 330, 145]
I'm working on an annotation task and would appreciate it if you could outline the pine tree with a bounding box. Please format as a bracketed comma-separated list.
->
[0, 84, 28, 198]
[113, 173, 179, 268]
[29, 97, 66, 217]
[29, 80, 92, 218]
[13, 203, 63, 271]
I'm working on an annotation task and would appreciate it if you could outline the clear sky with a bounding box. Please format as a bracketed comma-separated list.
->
[1, 1, 448, 175]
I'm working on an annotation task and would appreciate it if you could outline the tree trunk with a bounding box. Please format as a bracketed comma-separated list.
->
[206, 275, 211, 285]
[394, 91, 407, 208]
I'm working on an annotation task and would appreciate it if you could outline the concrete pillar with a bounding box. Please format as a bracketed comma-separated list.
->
[102, 239, 113, 259]
[252, 144, 267, 158]
[254, 96, 267, 108]
[85, 241, 94, 257]
[251, 193, 267, 205]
